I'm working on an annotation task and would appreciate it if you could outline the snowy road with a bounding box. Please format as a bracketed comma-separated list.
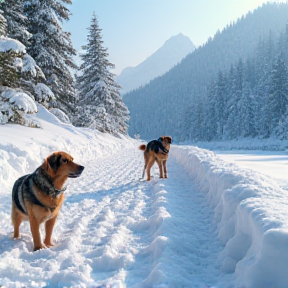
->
[0, 145, 231, 287]
[56, 146, 229, 287]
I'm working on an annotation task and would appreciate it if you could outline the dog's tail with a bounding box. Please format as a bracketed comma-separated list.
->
[139, 144, 146, 151]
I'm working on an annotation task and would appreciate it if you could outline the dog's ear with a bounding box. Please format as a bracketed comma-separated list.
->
[166, 136, 172, 144]
[47, 153, 61, 171]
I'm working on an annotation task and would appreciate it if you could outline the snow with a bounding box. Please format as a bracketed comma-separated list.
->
[0, 105, 287, 288]
[214, 151, 288, 190]
[22, 54, 43, 78]
[13, 57, 23, 70]
[0, 36, 26, 53]
[1, 88, 37, 114]
[34, 83, 55, 102]
[50, 108, 71, 124]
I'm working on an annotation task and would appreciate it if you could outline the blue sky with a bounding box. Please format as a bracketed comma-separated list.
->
[63, 0, 274, 75]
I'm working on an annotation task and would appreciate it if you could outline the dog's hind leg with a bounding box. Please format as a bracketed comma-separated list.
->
[163, 160, 168, 178]
[11, 207, 23, 239]
[142, 165, 146, 178]
[142, 152, 148, 178]
[146, 158, 155, 181]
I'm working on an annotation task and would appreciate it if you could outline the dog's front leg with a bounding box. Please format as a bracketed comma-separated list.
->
[44, 215, 58, 248]
[156, 159, 164, 178]
[146, 158, 155, 181]
[29, 213, 45, 251]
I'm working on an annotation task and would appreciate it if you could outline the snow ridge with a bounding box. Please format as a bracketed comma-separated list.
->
[172, 145, 288, 288]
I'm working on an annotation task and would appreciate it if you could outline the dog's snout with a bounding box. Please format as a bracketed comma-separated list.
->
[78, 165, 85, 173]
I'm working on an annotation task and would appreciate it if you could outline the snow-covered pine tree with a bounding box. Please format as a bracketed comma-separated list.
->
[75, 12, 129, 135]
[0, 8, 6, 36]
[0, 8, 56, 127]
[0, 9, 22, 87]
[225, 63, 241, 139]
[266, 53, 288, 137]
[23, 0, 77, 117]
[0, 0, 31, 46]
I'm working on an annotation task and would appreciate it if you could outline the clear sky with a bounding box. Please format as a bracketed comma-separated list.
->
[63, 0, 277, 75]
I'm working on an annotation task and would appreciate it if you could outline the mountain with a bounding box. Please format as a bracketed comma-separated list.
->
[123, 3, 288, 141]
[116, 33, 195, 95]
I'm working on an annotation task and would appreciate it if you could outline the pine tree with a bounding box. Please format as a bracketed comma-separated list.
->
[226, 61, 243, 139]
[23, 0, 77, 115]
[75, 12, 129, 135]
[240, 80, 256, 137]
[0, 8, 6, 36]
[266, 53, 288, 136]
[0, 50, 22, 87]
[206, 83, 217, 141]
[0, 10, 21, 87]
[0, 0, 30, 46]
[214, 70, 228, 139]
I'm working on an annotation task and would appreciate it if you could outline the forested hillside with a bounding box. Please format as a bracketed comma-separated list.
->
[184, 26, 288, 141]
[123, 3, 288, 142]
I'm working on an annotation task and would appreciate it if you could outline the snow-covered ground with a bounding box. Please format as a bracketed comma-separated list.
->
[0, 106, 288, 288]
[214, 151, 288, 190]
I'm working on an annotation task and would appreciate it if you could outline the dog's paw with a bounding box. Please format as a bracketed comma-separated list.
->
[33, 244, 46, 251]
[10, 232, 21, 240]
[44, 241, 55, 248]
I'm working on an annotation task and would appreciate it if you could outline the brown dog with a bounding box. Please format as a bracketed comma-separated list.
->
[11, 151, 84, 251]
[139, 136, 172, 181]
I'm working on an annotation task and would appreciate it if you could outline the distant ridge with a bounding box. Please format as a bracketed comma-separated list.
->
[116, 33, 195, 95]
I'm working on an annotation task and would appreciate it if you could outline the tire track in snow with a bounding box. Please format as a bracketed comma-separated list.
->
[125, 156, 230, 288]
[149, 157, 228, 287]
[50, 145, 154, 286]
[53, 147, 229, 287]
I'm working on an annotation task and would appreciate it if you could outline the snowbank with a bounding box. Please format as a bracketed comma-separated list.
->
[171, 145, 288, 288]
[0, 36, 26, 53]
[0, 104, 134, 194]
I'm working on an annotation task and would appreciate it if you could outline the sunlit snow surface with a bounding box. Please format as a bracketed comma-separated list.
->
[214, 151, 288, 190]
[0, 105, 287, 288]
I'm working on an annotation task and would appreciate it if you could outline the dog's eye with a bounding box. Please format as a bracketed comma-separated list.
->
[62, 159, 68, 164]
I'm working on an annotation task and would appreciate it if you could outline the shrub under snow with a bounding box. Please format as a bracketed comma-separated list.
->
[0, 87, 40, 127]
[34, 82, 55, 103]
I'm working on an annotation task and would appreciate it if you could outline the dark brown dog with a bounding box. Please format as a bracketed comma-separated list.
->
[139, 136, 172, 181]
[11, 151, 84, 251]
